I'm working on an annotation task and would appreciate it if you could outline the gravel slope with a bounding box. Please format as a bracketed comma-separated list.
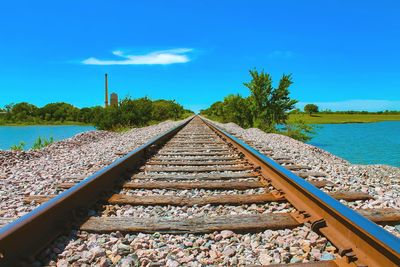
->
[1, 118, 399, 266]
[210, 120, 400, 237]
[0, 120, 184, 219]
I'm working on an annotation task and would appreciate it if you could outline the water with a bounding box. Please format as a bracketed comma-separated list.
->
[308, 121, 400, 167]
[0, 125, 96, 150]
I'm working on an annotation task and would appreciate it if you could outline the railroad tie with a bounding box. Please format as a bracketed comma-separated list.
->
[145, 160, 247, 166]
[80, 208, 400, 234]
[23, 191, 374, 205]
[132, 172, 259, 180]
[56, 180, 331, 190]
[143, 165, 253, 172]
[80, 214, 301, 233]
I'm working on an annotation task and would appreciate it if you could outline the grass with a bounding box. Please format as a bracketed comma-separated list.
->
[288, 113, 400, 124]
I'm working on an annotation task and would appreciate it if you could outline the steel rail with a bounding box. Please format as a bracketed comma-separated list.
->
[0, 117, 193, 266]
[202, 117, 400, 267]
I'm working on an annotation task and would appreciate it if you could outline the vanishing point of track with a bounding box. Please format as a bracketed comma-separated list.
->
[0, 116, 399, 266]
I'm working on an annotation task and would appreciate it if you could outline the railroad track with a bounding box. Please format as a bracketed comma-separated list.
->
[0, 116, 399, 266]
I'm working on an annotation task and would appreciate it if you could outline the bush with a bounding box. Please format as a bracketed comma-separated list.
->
[279, 120, 315, 142]
[93, 97, 192, 130]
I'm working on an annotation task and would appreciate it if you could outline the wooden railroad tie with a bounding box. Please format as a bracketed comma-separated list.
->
[151, 156, 239, 161]
[145, 160, 246, 166]
[24, 191, 373, 205]
[80, 208, 400, 234]
[56, 180, 330, 190]
[157, 152, 233, 156]
[132, 172, 258, 180]
[143, 165, 253, 172]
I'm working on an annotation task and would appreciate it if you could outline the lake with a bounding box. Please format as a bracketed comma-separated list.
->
[0, 125, 96, 150]
[308, 121, 400, 167]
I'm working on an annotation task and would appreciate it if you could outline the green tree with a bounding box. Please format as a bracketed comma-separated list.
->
[152, 100, 184, 121]
[244, 69, 297, 130]
[304, 104, 319, 115]
[10, 102, 38, 121]
[39, 102, 79, 122]
[221, 94, 253, 128]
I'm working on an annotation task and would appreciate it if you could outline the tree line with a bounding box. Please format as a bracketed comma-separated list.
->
[200, 69, 314, 142]
[0, 98, 193, 130]
[293, 105, 400, 115]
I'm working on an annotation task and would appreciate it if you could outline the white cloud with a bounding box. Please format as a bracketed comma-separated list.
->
[82, 48, 193, 65]
[297, 100, 400, 111]
[268, 50, 294, 59]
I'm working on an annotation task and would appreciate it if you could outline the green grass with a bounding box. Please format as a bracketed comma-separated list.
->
[288, 113, 400, 124]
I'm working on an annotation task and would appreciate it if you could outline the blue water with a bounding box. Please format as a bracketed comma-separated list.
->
[0, 125, 96, 150]
[308, 121, 400, 167]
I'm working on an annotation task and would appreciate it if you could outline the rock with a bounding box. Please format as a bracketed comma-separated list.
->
[214, 234, 223, 241]
[209, 250, 218, 259]
[220, 230, 234, 239]
[56, 259, 68, 267]
[99, 257, 112, 267]
[120, 255, 139, 267]
[290, 255, 303, 263]
[321, 251, 335, 261]
[117, 243, 131, 255]
[90, 246, 105, 258]
[223, 246, 236, 257]
[310, 248, 321, 260]
[184, 241, 193, 247]
[166, 259, 180, 267]
[67, 255, 81, 263]
[258, 251, 272, 265]
[110, 254, 122, 264]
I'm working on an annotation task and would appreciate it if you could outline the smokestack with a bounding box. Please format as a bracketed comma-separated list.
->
[105, 73, 109, 107]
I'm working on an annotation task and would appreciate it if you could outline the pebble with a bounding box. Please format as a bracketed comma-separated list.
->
[2, 118, 399, 266]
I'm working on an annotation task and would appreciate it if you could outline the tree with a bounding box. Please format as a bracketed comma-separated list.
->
[38, 102, 79, 122]
[221, 94, 253, 128]
[244, 69, 297, 130]
[304, 104, 319, 115]
[10, 102, 38, 121]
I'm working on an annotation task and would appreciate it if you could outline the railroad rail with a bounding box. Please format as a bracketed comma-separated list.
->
[0, 116, 399, 266]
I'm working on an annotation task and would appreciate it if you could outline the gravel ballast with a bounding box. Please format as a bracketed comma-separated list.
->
[0, 120, 184, 219]
[212, 120, 400, 238]
[1, 117, 399, 266]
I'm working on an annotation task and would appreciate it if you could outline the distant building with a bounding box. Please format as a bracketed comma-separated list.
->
[110, 93, 118, 107]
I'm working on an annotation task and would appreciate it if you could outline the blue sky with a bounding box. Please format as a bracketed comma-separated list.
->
[0, 0, 399, 113]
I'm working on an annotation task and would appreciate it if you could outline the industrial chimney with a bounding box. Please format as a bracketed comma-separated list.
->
[105, 73, 109, 107]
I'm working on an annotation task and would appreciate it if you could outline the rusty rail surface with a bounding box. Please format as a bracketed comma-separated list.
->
[0, 118, 193, 266]
[203, 117, 400, 267]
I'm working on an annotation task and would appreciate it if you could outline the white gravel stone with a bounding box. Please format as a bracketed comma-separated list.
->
[2, 117, 399, 266]
[0, 120, 184, 219]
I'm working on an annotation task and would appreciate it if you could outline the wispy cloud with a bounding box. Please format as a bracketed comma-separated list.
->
[297, 100, 400, 111]
[82, 48, 193, 65]
[268, 50, 294, 59]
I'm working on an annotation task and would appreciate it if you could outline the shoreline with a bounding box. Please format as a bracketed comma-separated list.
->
[0, 122, 93, 127]
[288, 113, 400, 124]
